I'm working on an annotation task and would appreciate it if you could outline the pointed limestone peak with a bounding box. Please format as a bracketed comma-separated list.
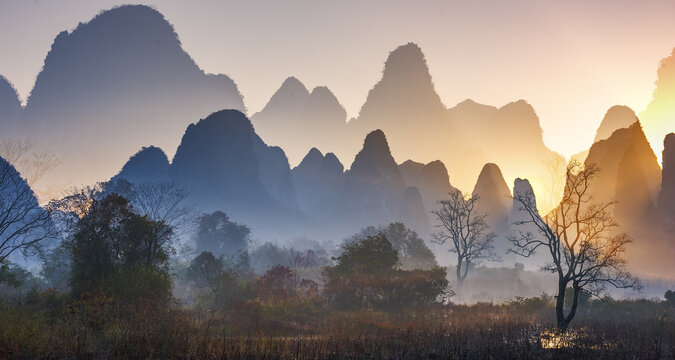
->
[473, 163, 512, 200]
[0, 75, 22, 118]
[300, 147, 324, 166]
[322, 152, 344, 175]
[114, 145, 170, 184]
[259, 76, 310, 115]
[594, 105, 638, 143]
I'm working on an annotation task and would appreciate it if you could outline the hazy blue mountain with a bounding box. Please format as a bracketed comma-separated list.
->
[251, 77, 348, 165]
[291, 148, 344, 215]
[21, 5, 245, 190]
[0, 76, 22, 134]
[169, 110, 299, 233]
[397, 186, 432, 237]
[251, 133, 299, 211]
[338, 130, 421, 231]
[112, 146, 170, 184]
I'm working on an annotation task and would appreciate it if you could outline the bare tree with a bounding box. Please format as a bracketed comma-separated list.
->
[432, 190, 498, 287]
[0, 157, 54, 264]
[0, 138, 59, 187]
[132, 182, 193, 237]
[509, 161, 640, 331]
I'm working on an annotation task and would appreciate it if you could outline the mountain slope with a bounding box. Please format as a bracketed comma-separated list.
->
[350, 43, 454, 170]
[251, 77, 348, 165]
[399, 159, 457, 214]
[337, 130, 419, 231]
[21, 5, 245, 191]
[472, 163, 512, 231]
[449, 99, 566, 212]
[169, 110, 296, 232]
[112, 146, 170, 184]
[291, 148, 344, 215]
[0, 76, 22, 131]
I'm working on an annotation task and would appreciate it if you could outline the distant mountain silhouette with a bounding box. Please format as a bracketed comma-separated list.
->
[594, 106, 639, 143]
[0, 76, 22, 134]
[585, 122, 661, 219]
[510, 178, 537, 225]
[572, 106, 640, 164]
[509, 178, 549, 268]
[449, 99, 566, 210]
[350, 43, 453, 168]
[397, 186, 432, 237]
[399, 159, 457, 215]
[584, 121, 667, 274]
[640, 47, 675, 161]
[251, 133, 299, 211]
[470, 163, 512, 265]
[337, 130, 426, 232]
[251, 77, 348, 165]
[112, 146, 169, 184]
[21, 5, 245, 190]
[472, 163, 512, 233]
[168, 110, 300, 233]
[291, 148, 344, 215]
[351, 43, 564, 207]
[659, 133, 675, 219]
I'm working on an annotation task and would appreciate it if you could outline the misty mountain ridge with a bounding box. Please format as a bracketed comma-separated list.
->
[0, 76, 22, 131]
[112, 146, 170, 184]
[18, 4, 245, 195]
[399, 159, 458, 215]
[251, 77, 348, 166]
[572, 105, 640, 164]
[291, 148, 345, 215]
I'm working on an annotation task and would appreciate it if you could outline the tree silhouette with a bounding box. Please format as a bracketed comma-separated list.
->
[69, 194, 172, 301]
[0, 156, 53, 265]
[432, 190, 498, 287]
[509, 161, 640, 331]
[194, 211, 250, 256]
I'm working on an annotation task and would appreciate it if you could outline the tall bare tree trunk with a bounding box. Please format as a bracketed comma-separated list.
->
[555, 281, 567, 331]
[456, 257, 464, 287]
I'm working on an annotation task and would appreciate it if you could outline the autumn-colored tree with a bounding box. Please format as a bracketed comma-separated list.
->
[510, 161, 640, 331]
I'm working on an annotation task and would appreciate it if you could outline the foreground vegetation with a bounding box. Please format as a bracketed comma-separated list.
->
[0, 291, 673, 359]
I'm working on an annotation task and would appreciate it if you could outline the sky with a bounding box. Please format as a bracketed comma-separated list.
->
[1, 0, 674, 158]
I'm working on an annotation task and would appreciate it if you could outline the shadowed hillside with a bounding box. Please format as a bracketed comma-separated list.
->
[20, 5, 245, 194]
[0, 76, 22, 134]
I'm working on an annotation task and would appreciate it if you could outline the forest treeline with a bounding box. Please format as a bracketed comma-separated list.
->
[0, 162, 673, 358]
